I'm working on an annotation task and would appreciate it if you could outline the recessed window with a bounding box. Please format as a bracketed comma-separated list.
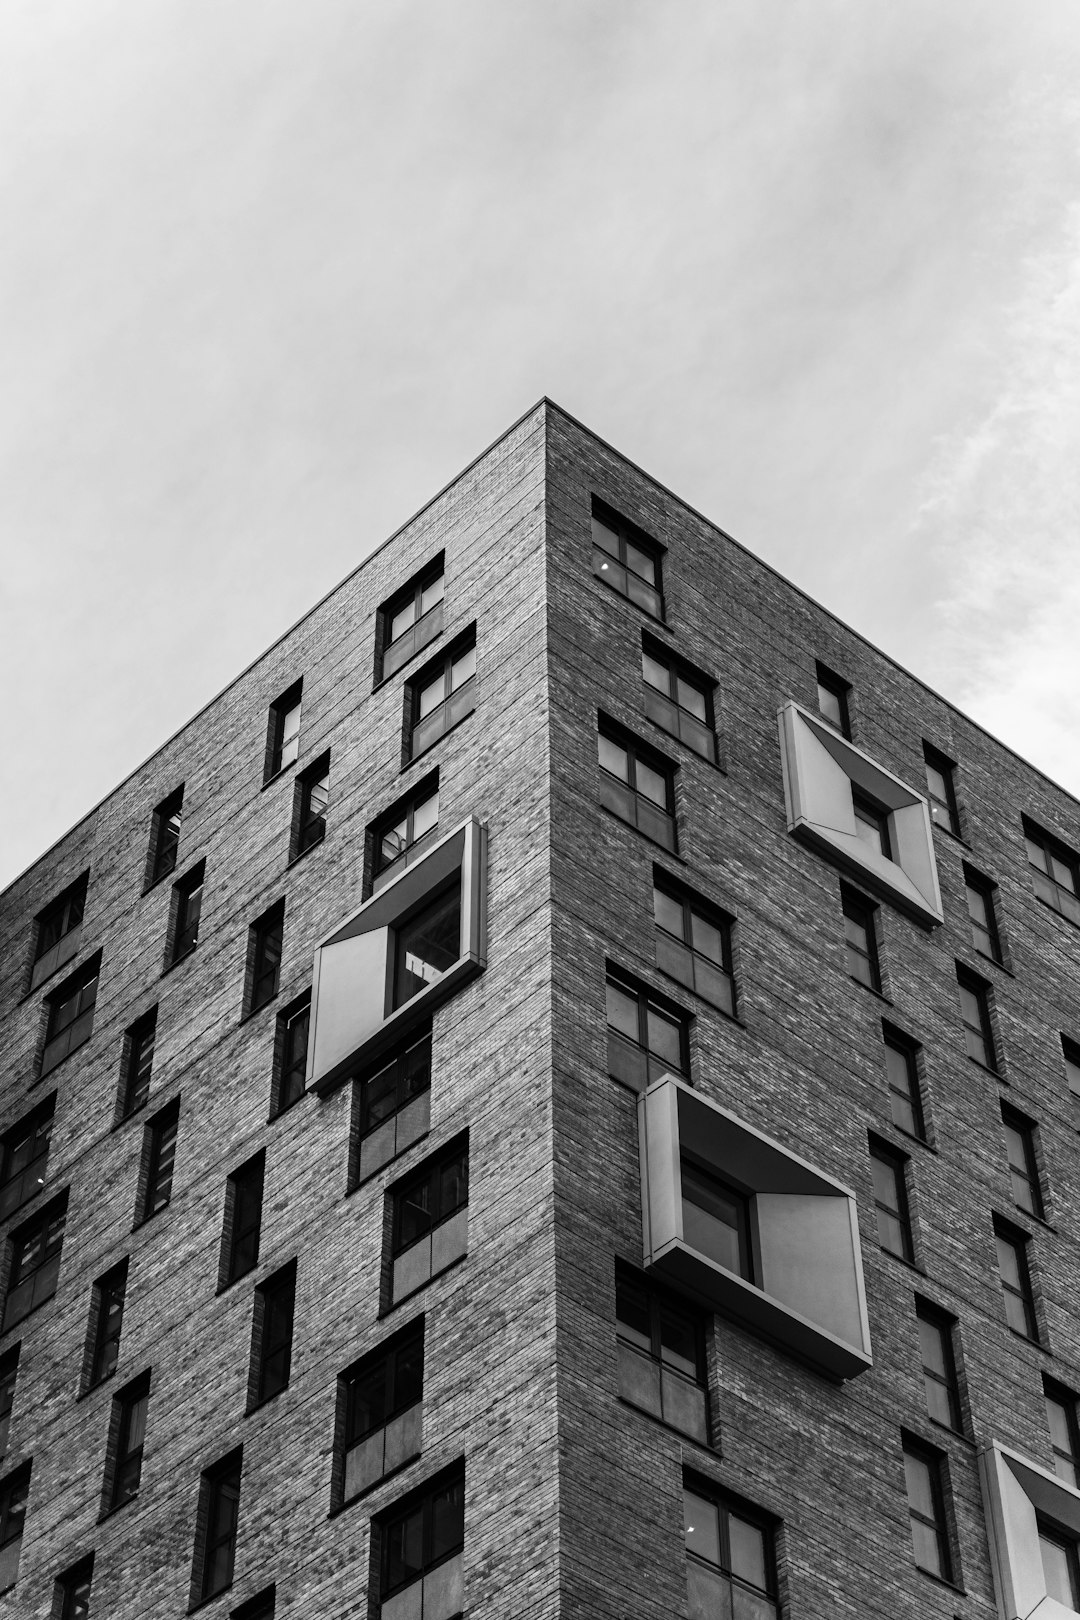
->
[4, 1192, 67, 1330]
[292, 753, 330, 860]
[0, 1462, 29, 1594]
[138, 1100, 179, 1223]
[842, 888, 880, 992]
[915, 1299, 962, 1432]
[882, 1026, 924, 1140]
[30, 872, 88, 991]
[1039, 1519, 1080, 1607]
[652, 876, 735, 1016]
[1024, 817, 1080, 926]
[869, 1139, 913, 1262]
[40, 955, 100, 1078]
[247, 901, 284, 1017]
[377, 1465, 465, 1618]
[598, 720, 677, 852]
[393, 888, 460, 1012]
[87, 1259, 128, 1387]
[371, 776, 440, 893]
[390, 1137, 468, 1306]
[146, 787, 183, 887]
[265, 681, 302, 782]
[0, 1350, 18, 1461]
[221, 1152, 265, 1288]
[272, 993, 309, 1118]
[681, 1159, 752, 1280]
[1046, 1380, 1080, 1488]
[119, 1007, 157, 1120]
[106, 1372, 150, 1512]
[1001, 1106, 1044, 1220]
[1062, 1035, 1080, 1128]
[55, 1553, 94, 1618]
[192, 1448, 243, 1605]
[231, 1585, 276, 1620]
[683, 1481, 778, 1620]
[852, 788, 892, 860]
[168, 863, 205, 967]
[249, 1262, 296, 1409]
[339, 1319, 424, 1503]
[591, 497, 664, 619]
[902, 1437, 953, 1581]
[406, 631, 476, 762]
[995, 1218, 1038, 1340]
[641, 637, 717, 762]
[923, 744, 960, 836]
[606, 968, 689, 1092]
[377, 557, 445, 683]
[615, 1267, 708, 1443]
[815, 662, 851, 737]
[956, 964, 996, 1070]
[965, 865, 1003, 963]
[0, 1098, 54, 1222]
[353, 1029, 432, 1184]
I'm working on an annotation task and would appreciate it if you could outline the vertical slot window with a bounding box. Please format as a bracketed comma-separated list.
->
[842, 889, 880, 992]
[916, 1300, 962, 1433]
[902, 1438, 953, 1581]
[222, 1153, 265, 1287]
[247, 902, 284, 1016]
[250, 1263, 296, 1409]
[956, 966, 996, 1070]
[192, 1449, 243, 1605]
[965, 866, 1003, 964]
[882, 1027, 924, 1140]
[55, 1554, 94, 1618]
[0, 1350, 18, 1461]
[1001, 1107, 1043, 1220]
[4, 1195, 67, 1330]
[340, 1321, 424, 1502]
[0, 1463, 30, 1594]
[869, 1141, 913, 1262]
[591, 498, 665, 619]
[147, 788, 184, 887]
[169, 864, 205, 966]
[88, 1260, 128, 1387]
[265, 682, 302, 782]
[293, 754, 330, 859]
[138, 1101, 179, 1222]
[107, 1373, 150, 1511]
[1046, 1381, 1080, 1488]
[272, 994, 309, 1118]
[815, 663, 851, 737]
[120, 1007, 157, 1120]
[923, 744, 960, 836]
[995, 1218, 1038, 1341]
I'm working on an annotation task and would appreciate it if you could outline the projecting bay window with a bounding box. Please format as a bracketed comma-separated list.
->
[606, 970, 689, 1093]
[1024, 817, 1080, 926]
[339, 1320, 424, 1503]
[615, 1267, 709, 1444]
[652, 877, 735, 1016]
[683, 1481, 778, 1620]
[591, 497, 665, 619]
[0, 1098, 54, 1222]
[598, 721, 677, 851]
[377, 1465, 465, 1620]
[371, 777, 440, 892]
[377, 557, 445, 683]
[30, 873, 88, 991]
[40, 956, 100, 1078]
[641, 637, 718, 762]
[353, 1029, 432, 1184]
[4, 1194, 67, 1331]
[390, 1138, 468, 1306]
[979, 1440, 1080, 1620]
[265, 682, 302, 782]
[406, 632, 476, 761]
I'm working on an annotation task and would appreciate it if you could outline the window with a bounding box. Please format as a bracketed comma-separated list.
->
[88, 1260, 127, 1386]
[0, 1098, 54, 1221]
[1001, 1106, 1043, 1220]
[995, 1218, 1038, 1340]
[119, 1007, 157, 1120]
[641, 638, 717, 762]
[4, 1194, 67, 1330]
[683, 1481, 778, 1620]
[842, 888, 880, 992]
[1046, 1381, 1080, 1488]
[956, 965, 996, 1070]
[377, 1465, 465, 1617]
[815, 662, 851, 737]
[615, 1268, 708, 1443]
[265, 681, 302, 781]
[869, 1140, 913, 1262]
[147, 787, 183, 887]
[377, 557, 445, 682]
[0, 1462, 30, 1593]
[250, 1262, 296, 1408]
[393, 888, 460, 1011]
[1040, 1520, 1080, 1608]
[40, 956, 100, 1078]
[340, 1320, 424, 1503]
[902, 1437, 953, 1581]
[965, 866, 1002, 963]
[55, 1553, 93, 1618]
[138, 1100, 179, 1223]
[652, 878, 735, 1016]
[406, 631, 476, 761]
[272, 993, 309, 1118]
[390, 1137, 468, 1305]
[591, 497, 664, 618]
[852, 788, 892, 860]
[30, 873, 87, 991]
[1062, 1035, 1080, 1129]
[923, 744, 960, 836]
[293, 753, 329, 858]
[221, 1152, 265, 1287]
[1024, 817, 1080, 925]
[247, 902, 284, 1016]
[606, 969, 689, 1092]
[353, 1029, 432, 1184]
[681, 1159, 752, 1280]
[231, 1589, 276, 1620]
[192, 1449, 243, 1605]
[598, 721, 677, 852]
[169, 863, 204, 966]
[106, 1372, 150, 1511]
[371, 776, 440, 892]
[916, 1300, 962, 1432]
[0, 1350, 17, 1461]
[882, 1027, 924, 1140]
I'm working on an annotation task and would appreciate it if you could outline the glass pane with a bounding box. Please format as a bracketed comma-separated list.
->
[925, 1377, 954, 1428]
[676, 675, 708, 722]
[925, 763, 946, 802]
[390, 600, 416, 642]
[683, 1489, 720, 1565]
[690, 912, 724, 964]
[870, 1154, 900, 1210]
[1026, 836, 1049, 873]
[682, 1164, 746, 1275]
[889, 1090, 916, 1135]
[728, 1515, 767, 1591]
[635, 758, 668, 808]
[395, 891, 460, 1004]
[876, 1209, 906, 1256]
[385, 1504, 425, 1591]
[1066, 1055, 1080, 1097]
[417, 671, 446, 720]
[1051, 854, 1077, 894]
[642, 652, 670, 694]
[1040, 1533, 1078, 1605]
[598, 736, 628, 781]
[625, 540, 656, 585]
[404, 1038, 432, 1100]
[347, 1361, 386, 1441]
[731, 1589, 777, 1620]
[451, 646, 476, 690]
[395, 1335, 424, 1411]
[363, 1061, 398, 1128]
[430, 1478, 465, 1562]
[1004, 1287, 1031, 1337]
[918, 1317, 947, 1378]
[125, 1393, 148, 1454]
[817, 684, 842, 727]
[653, 888, 685, 940]
[903, 1453, 935, 1518]
[659, 1304, 698, 1379]
[646, 1007, 683, 1070]
[605, 983, 639, 1042]
[591, 514, 620, 557]
[1048, 1397, 1074, 1455]
[910, 1516, 943, 1577]
[615, 1274, 652, 1351]
[420, 575, 444, 615]
[413, 791, 439, 840]
[438, 1150, 468, 1217]
[853, 806, 884, 857]
[996, 1233, 1022, 1290]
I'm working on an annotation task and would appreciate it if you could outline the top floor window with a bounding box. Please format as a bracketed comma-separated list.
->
[923, 744, 960, 836]
[598, 720, 677, 852]
[146, 788, 183, 888]
[641, 637, 717, 762]
[815, 662, 851, 738]
[377, 556, 445, 682]
[371, 776, 440, 893]
[591, 497, 664, 619]
[30, 873, 88, 992]
[265, 681, 302, 782]
[1024, 818, 1080, 926]
[406, 632, 476, 762]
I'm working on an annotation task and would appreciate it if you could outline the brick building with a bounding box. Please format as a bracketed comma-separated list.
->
[2, 398, 1080, 1619]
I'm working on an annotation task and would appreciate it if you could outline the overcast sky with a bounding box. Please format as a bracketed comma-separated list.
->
[3, 1, 1080, 890]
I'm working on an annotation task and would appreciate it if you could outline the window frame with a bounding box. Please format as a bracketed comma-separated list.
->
[0, 1096, 54, 1222]
[4, 1192, 68, 1331]
[682, 1475, 779, 1619]
[1024, 817, 1080, 926]
[30, 872, 88, 992]
[246, 901, 284, 1017]
[40, 955, 101, 1078]
[405, 629, 477, 763]
[249, 1261, 296, 1410]
[376, 1462, 465, 1608]
[964, 864, 1003, 965]
[391, 883, 461, 1013]
[376, 556, 446, 684]
[106, 1370, 150, 1513]
[351, 1027, 432, 1186]
[369, 773, 441, 894]
[87, 1258, 128, 1388]
[597, 717, 678, 852]
[680, 1156, 755, 1283]
[868, 1138, 914, 1263]
[605, 966, 690, 1093]
[192, 1448, 243, 1606]
[614, 1265, 709, 1443]
[55, 1552, 94, 1619]
[1039, 1516, 1080, 1608]
[292, 751, 330, 861]
[591, 496, 665, 620]
[0, 1461, 29, 1595]
[338, 1318, 424, 1505]
[1046, 1380, 1080, 1489]
[264, 681, 302, 784]
[1001, 1105, 1044, 1221]
[640, 634, 717, 763]
[922, 744, 961, 837]
[168, 863, 205, 967]
[146, 787, 184, 890]
[652, 873, 736, 1017]
[956, 964, 997, 1071]
[902, 1434, 954, 1583]
[230, 1586, 276, 1620]
[995, 1216, 1039, 1341]
[915, 1298, 963, 1434]
[0, 1348, 18, 1462]
[137, 1099, 179, 1225]
[271, 992, 310, 1119]
[815, 661, 851, 738]
[882, 1025, 925, 1141]
[391, 1139, 469, 1262]
[119, 1006, 157, 1121]
[842, 887, 881, 993]
[221, 1152, 265, 1289]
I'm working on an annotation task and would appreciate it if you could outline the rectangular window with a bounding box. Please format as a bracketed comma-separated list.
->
[0, 1350, 19, 1461]
[371, 775, 440, 892]
[147, 787, 183, 887]
[192, 1449, 243, 1605]
[272, 993, 309, 1118]
[615, 1267, 708, 1443]
[683, 1481, 778, 1619]
[4, 1194, 67, 1330]
[340, 1320, 424, 1503]
[391, 1138, 468, 1305]
[30, 872, 88, 991]
[293, 753, 330, 858]
[1024, 817, 1080, 925]
[88, 1259, 128, 1386]
[852, 788, 892, 860]
[882, 1026, 924, 1140]
[902, 1437, 953, 1581]
[869, 1140, 913, 1262]
[40, 956, 100, 1078]
[681, 1159, 753, 1280]
[995, 1218, 1038, 1340]
[353, 1029, 432, 1184]
[107, 1372, 150, 1511]
[598, 721, 677, 851]
[231, 1587, 276, 1620]
[378, 1466, 465, 1613]
[55, 1553, 94, 1619]
[169, 863, 205, 965]
[842, 888, 880, 992]
[406, 631, 476, 761]
[392, 887, 460, 1011]
[815, 662, 851, 737]
[221, 1153, 265, 1288]
[1046, 1380, 1080, 1488]
[956, 965, 996, 1070]
[0, 1462, 29, 1594]
[652, 877, 735, 1016]
[965, 866, 1002, 963]
[265, 681, 302, 782]
[916, 1300, 962, 1432]
[250, 1262, 296, 1409]
[606, 969, 689, 1092]
[119, 1007, 157, 1121]
[1062, 1035, 1080, 1127]
[247, 902, 284, 1016]
[1039, 1520, 1080, 1608]
[0, 1098, 54, 1222]
[138, 1100, 179, 1223]
[591, 497, 665, 619]
[923, 744, 960, 836]
[1001, 1106, 1043, 1220]
[641, 637, 717, 762]
[377, 557, 445, 682]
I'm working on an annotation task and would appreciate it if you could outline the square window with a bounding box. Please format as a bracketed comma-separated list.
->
[352, 1028, 432, 1184]
[995, 1216, 1039, 1340]
[246, 901, 284, 1016]
[191, 1448, 243, 1605]
[272, 993, 310, 1118]
[641, 636, 717, 762]
[221, 1151, 265, 1288]
[815, 662, 851, 737]
[652, 875, 735, 1016]
[370, 775, 440, 893]
[249, 1262, 296, 1409]
[137, 1100, 179, 1223]
[376, 1464, 465, 1616]
[842, 888, 881, 992]
[146, 788, 183, 888]
[393, 888, 461, 1011]
[1046, 1379, 1080, 1489]
[615, 1267, 709, 1443]
[4, 1193, 67, 1331]
[377, 557, 445, 683]
[0, 1350, 18, 1463]
[0, 1462, 29, 1595]
[105, 1371, 150, 1512]
[40, 956, 100, 1078]
[965, 865, 1003, 963]
[915, 1298, 962, 1433]
[168, 863, 205, 967]
[1024, 817, 1080, 926]
[956, 965, 997, 1070]
[30, 873, 88, 992]
[119, 1007, 157, 1121]
[882, 1026, 925, 1140]
[265, 681, 302, 782]
[1001, 1106, 1044, 1220]
[591, 497, 665, 619]
[405, 630, 476, 762]
[683, 1478, 778, 1619]
[902, 1436, 954, 1581]
[390, 1137, 468, 1306]
[869, 1139, 913, 1262]
[87, 1259, 128, 1387]
[606, 968, 689, 1093]
[923, 744, 961, 836]
[598, 718, 677, 852]
[55, 1552, 94, 1619]
[0, 1097, 54, 1222]
[339, 1319, 424, 1503]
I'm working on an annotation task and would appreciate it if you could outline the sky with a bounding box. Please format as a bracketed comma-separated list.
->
[3, 0, 1080, 889]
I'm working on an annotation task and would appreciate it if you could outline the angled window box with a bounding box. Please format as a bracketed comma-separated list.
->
[308, 818, 486, 1097]
[777, 700, 943, 926]
[638, 1076, 872, 1380]
[979, 1439, 1080, 1619]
